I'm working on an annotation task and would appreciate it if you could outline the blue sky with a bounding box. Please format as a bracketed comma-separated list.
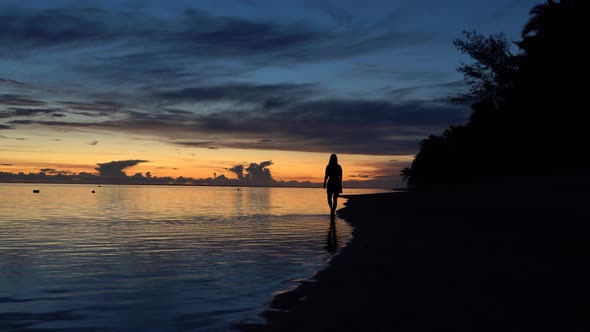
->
[0, 0, 541, 185]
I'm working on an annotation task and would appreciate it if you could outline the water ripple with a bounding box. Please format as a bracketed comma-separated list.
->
[0, 185, 386, 331]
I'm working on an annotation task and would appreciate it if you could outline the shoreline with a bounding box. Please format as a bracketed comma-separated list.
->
[240, 185, 590, 331]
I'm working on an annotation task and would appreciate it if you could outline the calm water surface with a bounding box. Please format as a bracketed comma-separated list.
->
[0, 184, 387, 331]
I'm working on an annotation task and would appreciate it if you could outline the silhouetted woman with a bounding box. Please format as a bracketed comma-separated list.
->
[323, 154, 342, 215]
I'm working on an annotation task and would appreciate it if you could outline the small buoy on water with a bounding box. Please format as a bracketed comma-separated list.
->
[92, 190, 95, 193]
[33, 190, 40, 193]
[237, 188, 240, 191]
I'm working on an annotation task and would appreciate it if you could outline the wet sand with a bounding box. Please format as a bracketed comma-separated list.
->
[240, 180, 590, 331]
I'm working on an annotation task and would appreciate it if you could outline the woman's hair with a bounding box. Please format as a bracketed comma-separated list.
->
[329, 154, 338, 165]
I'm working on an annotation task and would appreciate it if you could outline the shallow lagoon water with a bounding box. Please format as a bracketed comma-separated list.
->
[0, 184, 386, 331]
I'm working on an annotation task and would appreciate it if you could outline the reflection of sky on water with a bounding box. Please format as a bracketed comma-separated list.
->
[0, 184, 384, 330]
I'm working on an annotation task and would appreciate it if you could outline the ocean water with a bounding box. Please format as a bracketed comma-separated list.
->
[0, 184, 386, 331]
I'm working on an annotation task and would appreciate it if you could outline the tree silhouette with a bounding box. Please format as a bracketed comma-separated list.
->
[402, 0, 588, 187]
[452, 31, 517, 108]
[516, 0, 588, 168]
[520, 0, 577, 52]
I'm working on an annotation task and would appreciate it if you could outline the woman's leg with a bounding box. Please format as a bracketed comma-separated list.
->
[332, 193, 339, 212]
[327, 192, 333, 211]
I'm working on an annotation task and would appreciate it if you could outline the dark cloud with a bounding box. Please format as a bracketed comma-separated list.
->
[283, 99, 466, 127]
[8, 89, 468, 155]
[0, 94, 45, 107]
[389, 80, 467, 100]
[154, 83, 314, 104]
[58, 101, 125, 114]
[245, 161, 274, 184]
[0, 77, 30, 87]
[175, 141, 216, 149]
[176, 98, 467, 154]
[180, 9, 319, 56]
[349, 174, 371, 178]
[163, 108, 194, 116]
[0, 7, 317, 57]
[0, 134, 27, 140]
[89, 141, 99, 146]
[228, 164, 244, 180]
[263, 97, 291, 109]
[227, 161, 274, 184]
[0, 5, 454, 160]
[0, 6, 434, 89]
[0, 163, 13, 166]
[0, 7, 117, 55]
[7, 120, 34, 125]
[1, 108, 61, 117]
[95, 160, 149, 178]
[0, 124, 14, 129]
[7, 119, 95, 127]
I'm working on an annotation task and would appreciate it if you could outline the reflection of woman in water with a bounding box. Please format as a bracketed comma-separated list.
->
[323, 154, 342, 215]
[325, 215, 338, 254]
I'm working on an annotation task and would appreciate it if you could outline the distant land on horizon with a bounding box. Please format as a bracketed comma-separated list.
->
[0, 170, 396, 190]
[0, 158, 401, 189]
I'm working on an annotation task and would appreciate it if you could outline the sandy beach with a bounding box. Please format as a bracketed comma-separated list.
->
[241, 178, 590, 331]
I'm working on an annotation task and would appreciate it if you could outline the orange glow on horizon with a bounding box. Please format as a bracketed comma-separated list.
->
[0, 127, 413, 187]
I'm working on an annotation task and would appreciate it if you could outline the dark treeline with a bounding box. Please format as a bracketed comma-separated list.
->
[1, 159, 395, 188]
[0, 170, 315, 187]
[0, 170, 386, 188]
[402, 0, 588, 188]
[0, 170, 232, 186]
[0, 160, 315, 187]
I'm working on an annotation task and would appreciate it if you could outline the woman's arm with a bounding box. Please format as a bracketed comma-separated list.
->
[323, 166, 329, 188]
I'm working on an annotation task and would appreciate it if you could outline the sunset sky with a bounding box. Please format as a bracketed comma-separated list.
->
[0, 0, 539, 188]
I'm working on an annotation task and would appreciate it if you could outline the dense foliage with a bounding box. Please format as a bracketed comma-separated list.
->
[402, 0, 588, 187]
